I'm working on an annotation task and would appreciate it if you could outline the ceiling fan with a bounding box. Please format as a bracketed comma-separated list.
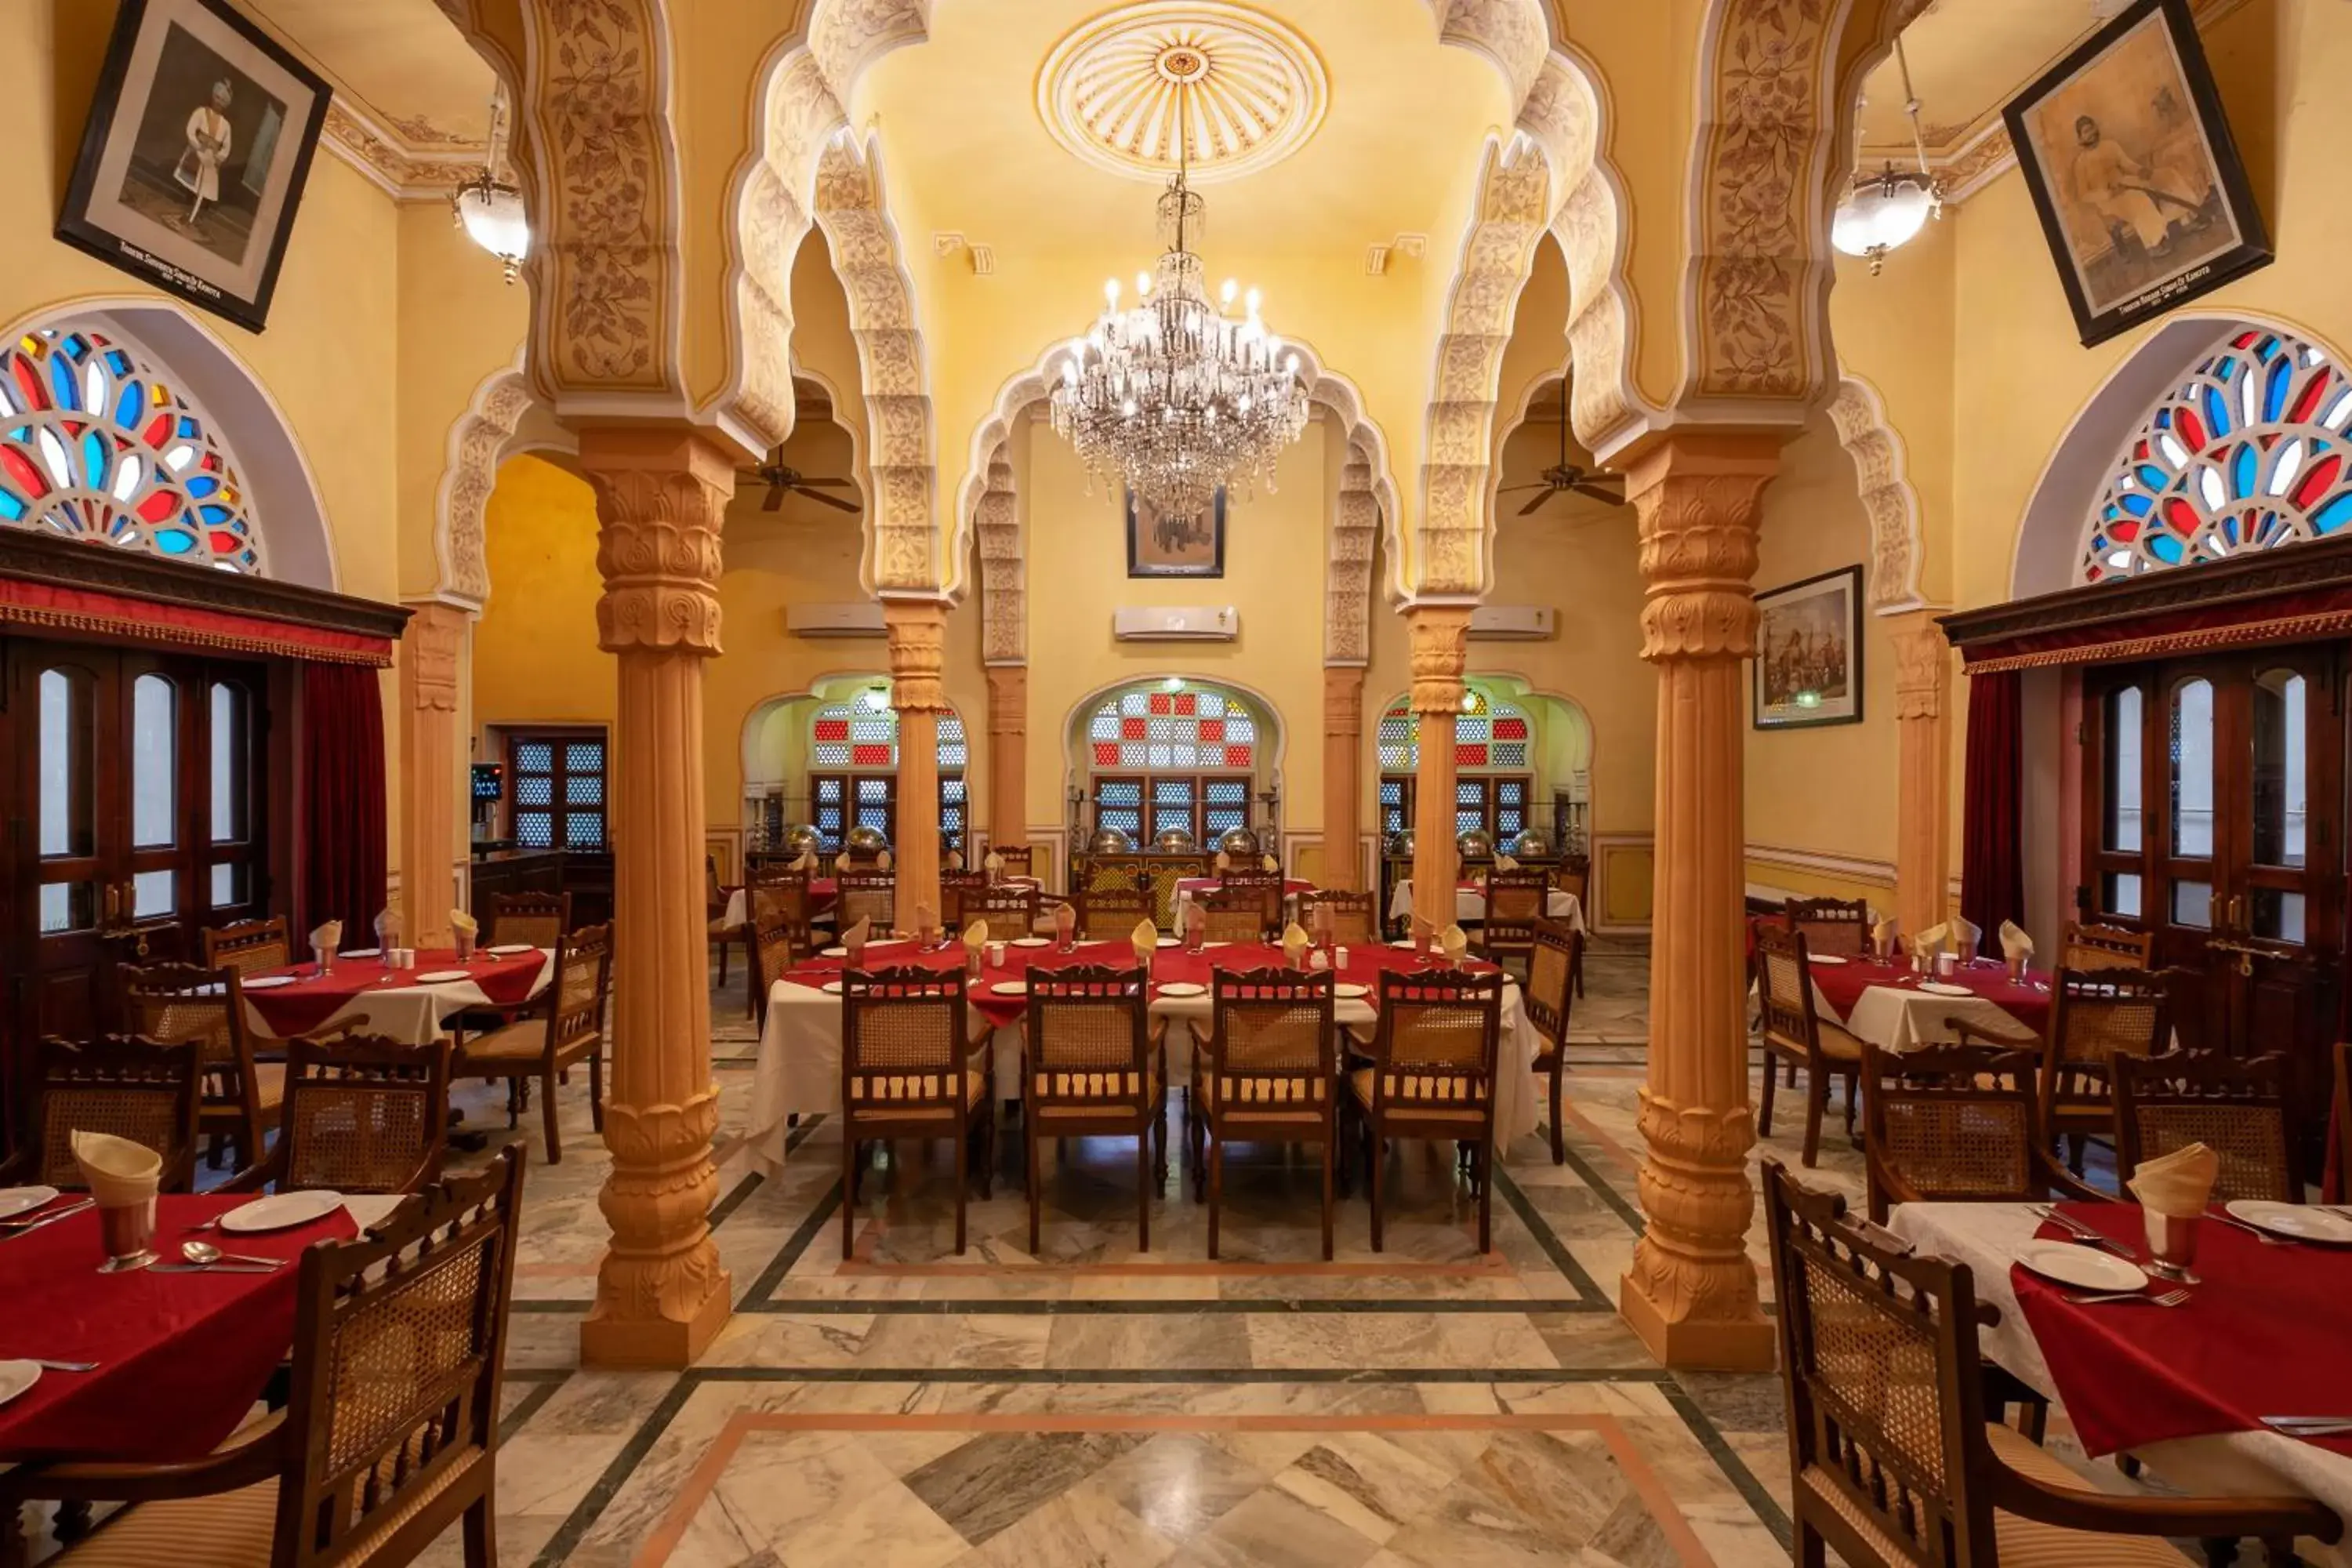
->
[738, 448, 858, 514]
[1495, 381, 1625, 517]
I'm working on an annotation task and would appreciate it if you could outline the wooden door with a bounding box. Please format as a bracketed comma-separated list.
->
[9, 642, 124, 1047]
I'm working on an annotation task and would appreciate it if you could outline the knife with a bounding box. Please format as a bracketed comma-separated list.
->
[147, 1262, 278, 1274]
[0, 1200, 94, 1236]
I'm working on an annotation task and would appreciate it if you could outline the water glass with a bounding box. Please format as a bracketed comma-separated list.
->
[2143, 1208, 2201, 1283]
[96, 1196, 157, 1273]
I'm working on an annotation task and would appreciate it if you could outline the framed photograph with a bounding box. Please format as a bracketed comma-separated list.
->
[1753, 566, 1864, 730]
[2003, 0, 2269, 347]
[56, 0, 332, 333]
[1126, 486, 1226, 578]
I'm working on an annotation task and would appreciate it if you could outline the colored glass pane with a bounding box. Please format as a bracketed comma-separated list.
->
[852, 742, 892, 767]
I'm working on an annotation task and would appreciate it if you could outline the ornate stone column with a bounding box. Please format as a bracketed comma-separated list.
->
[397, 601, 471, 947]
[1620, 433, 1780, 1371]
[1890, 611, 1953, 939]
[1322, 666, 1367, 891]
[575, 428, 734, 1368]
[1407, 607, 1471, 929]
[887, 601, 949, 924]
[985, 664, 1027, 869]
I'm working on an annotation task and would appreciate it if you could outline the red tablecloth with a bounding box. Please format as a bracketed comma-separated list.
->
[1809, 956, 2053, 1039]
[242, 945, 550, 1037]
[2011, 1201, 2352, 1459]
[0, 1192, 357, 1462]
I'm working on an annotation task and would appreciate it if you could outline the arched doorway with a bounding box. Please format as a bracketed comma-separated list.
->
[740, 674, 969, 858]
[1371, 676, 1593, 853]
[1062, 675, 1283, 851]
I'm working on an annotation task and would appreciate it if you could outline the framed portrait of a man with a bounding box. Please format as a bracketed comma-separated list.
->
[2003, 0, 2269, 347]
[56, 0, 332, 333]
[1753, 567, 1864, 731]
[1126, 487, 1226, 579]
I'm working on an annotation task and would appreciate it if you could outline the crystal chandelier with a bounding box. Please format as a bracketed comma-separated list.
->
[1831, 35, 1942, 275]
[1049, 77, 1308, 517]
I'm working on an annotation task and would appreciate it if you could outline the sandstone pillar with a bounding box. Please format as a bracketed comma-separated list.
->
[985, 664, 1027, 869]
[1322, 666, 1367, 891]
[1407, 607, 1471, 929]
[1620, 434, 1779, 1371]
[887, 601, 949, 925]
[576, 428, 734, 1368]
[1890, 612, 1953, 940]
[397, 602, 471, 947]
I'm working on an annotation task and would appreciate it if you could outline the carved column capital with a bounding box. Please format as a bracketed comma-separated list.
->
[401, 601, 470, 713]
[1624, 435, 1777, 664]
[578, 429, 735, 657]
[1406, 605, 1472, 717]
[884, 599, 949, 713]
[1889, 612, 1950, 722]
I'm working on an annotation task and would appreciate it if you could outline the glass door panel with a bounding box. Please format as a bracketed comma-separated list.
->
[2165, 677, 2216, 928]
[37, 664, 100, 934]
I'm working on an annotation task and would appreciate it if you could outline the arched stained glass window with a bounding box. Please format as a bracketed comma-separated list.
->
[808, 701, 966, 768]
[805, 699, 967, 853]
[1087, 687, 1256, 771]
[0, 327, 263, 573]
[1375, 690, 1530, 772]
[2082, 327, 2352, 582]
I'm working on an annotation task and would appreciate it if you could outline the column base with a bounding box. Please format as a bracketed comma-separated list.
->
[579, 1270, 734, 1368]
[1617, 1269, 1776, 1371]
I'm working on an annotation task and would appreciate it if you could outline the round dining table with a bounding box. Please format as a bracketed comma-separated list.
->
[237, 946, 553, 1047]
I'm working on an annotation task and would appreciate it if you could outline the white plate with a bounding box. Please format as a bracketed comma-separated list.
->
[2015, 1240, 2146, 1292]
[2226, 1200, 2352, 1243]
[1916, 981, 1973, 997]
[0, 1362, 38, 1410]
[1809, 955, 1848, 967]
[990, 980, 1029, 996]
[1388, 940, 1417, 949]
[241, 974, 296, 990]
[1011, 937, 1051, 948]
[1334, 982, 1371, 1000]
[1156, 981, 1207, 997]
[486, 943, 535, 956]
[411, 970, 470, 985]
[339, 947, 379, 960]
[0, 1185, 60, 1221]
[1156, 937, 1180, 948]
[821, 939, 907, 958]
[820, 980, 845, 996]
[220, 1189, 343, 1234]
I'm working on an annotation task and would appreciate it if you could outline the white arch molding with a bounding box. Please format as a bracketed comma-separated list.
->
[1824, 371, 1926, 613]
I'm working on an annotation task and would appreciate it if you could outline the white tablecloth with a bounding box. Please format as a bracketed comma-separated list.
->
[1387, 880, 1583, 932]
[1814, 978, 2039, 1054]
[1889, 1202, 2352, 1561]
[239, 952, 553, 1049]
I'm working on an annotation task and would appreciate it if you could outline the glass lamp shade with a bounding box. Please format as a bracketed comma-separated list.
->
[456, 182, 530, 281]
[1831, 172, 1934, 260]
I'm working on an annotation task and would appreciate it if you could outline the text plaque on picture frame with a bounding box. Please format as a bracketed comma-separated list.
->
[56, 0, 332, 333]
[2002, 0, 2269, 347]
[1127, 486, 1226, 579]
[1754, 566, 1864, 731]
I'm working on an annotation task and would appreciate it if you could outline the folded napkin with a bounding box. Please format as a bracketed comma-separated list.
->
[1214, 851, 1232, 872]
[1912, 921, 1949, 956]
[1951, 915, 1984, 960]
[1439, 923, 1470, 964]
[963, 918, 989, 952]
[375, 907, 401, 946]
[1495, 854, 1519, 872]
[72, 1130, 161, 1208]
[984, 850, 1005, 882]
[1872, 916, 1900, 957]
[834, 852, 853, 875]
[842, 916, 871, 967]
[1998, 920, 2034, 963]
[877, 850, 895, 872]
[913, 901, 938, 944]
[1413, 916, 1436, 956]
[2128, 1141, 2219, 1218]
[447, 912, 473, 939]
[791, 848, 816, 873]
[1261, 855, 1279, 874]
[312, 920, 345, 953]
[1131, 917, 1159, 969]
[1282, 920, 1310, 967]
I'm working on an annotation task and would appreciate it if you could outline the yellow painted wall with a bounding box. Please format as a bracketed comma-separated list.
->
[471, 455, 614, 738]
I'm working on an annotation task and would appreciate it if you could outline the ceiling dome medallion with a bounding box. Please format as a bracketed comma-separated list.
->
[1038, 2, 1328, 184]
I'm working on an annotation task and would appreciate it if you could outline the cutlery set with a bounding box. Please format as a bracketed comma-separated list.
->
[2030, 1204, 2140, 1259]
[2062, 1287, 2190, 1307]
[0, 1199, 94, 1236]
[2261, 1416, 2352, 1437]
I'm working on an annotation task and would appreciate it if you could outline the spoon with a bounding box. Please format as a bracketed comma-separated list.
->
[181, 1240, 285, 1270]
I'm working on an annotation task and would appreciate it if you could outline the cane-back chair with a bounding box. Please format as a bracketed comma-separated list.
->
[1198, 885, 1273, 945]
[2060, 920, 2155, 973]
[2114, 1049, 2299, 1203]
[485, 892, 568, 950]
[1785, 896, 1870, 958]
[1975, 967, 2169, 1163]
[1485, 868, 1550, 924]
[452, 924, 611, 1163]
[120, 960, 278, 1171]
[1218, 867, 1286, 930]
[0, 1037, 201, 1192]
[1348, 969, 1504, 1252]
[938, 870, 989, 928]
[200, 916, 292, 978]
[836, 870, 897, 934]
[1076, 884, 1155, 942]
[968, 883, 1041, 936]
[1754, 925, 1864, 1166]
[1859, 1041, 2106, 1224]
[746, 866, 811, 930]
[1764, 1159, 2337, 1568]
[1186, 967, 1338, 1259]
[1551, 857, 1590, 909]
[707, 855, 746, 990]
[1298, 889, 1377, 945]
[1524, 918, 1581, 1165]
[742, 912, 805, 1035]
[1, 1149, 528, 1568]
[838, 966, 995, 1259]
[1022, 965, 1165, 1252]
[990, 844, 1033, 880]
[227, 1034, 452, 1196]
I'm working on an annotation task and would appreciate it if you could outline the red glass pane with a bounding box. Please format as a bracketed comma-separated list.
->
[813, 718, 850, 742]
[1196, 717, 1224, 742]
[2162, 498, 2199, 535]
[209, 531, 240, 554]
[851, 743, 891, 767]
[1493, 717, 1528, 741]
[1455, 743, 1487, 767]
[2109, 521, 2140, 541]
[1225, 746, 1250, 768]
[1149, 692, 1171, 714]
[1093, 741, 1120, 765]
[10, 356, 46, 412]
[1121, 716, 1147, 740]
[2295, 453, 2343, 509]
[2290, 372, 2330, 426]
[1174, 693, 1196, 715]
[0, 446, 48, 498]
[141, 412, 172, 449]
[2176, 408, 2207, 452]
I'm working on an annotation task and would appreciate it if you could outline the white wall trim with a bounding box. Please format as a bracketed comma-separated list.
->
[1588, 829, 1653, 935]
[1743, 841, 1897, 887]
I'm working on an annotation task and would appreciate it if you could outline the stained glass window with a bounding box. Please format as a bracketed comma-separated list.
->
[2082, 327, 2352, 581]
[1088, 687, 1256, 771]
[809, 700, 965, 769]
[0, 328, 263, 573]
[1375, 690, 1530, 772]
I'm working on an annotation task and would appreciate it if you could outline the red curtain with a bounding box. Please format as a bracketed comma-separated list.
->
[1960, 668, 2024, 935]
[300, 662, 387, 939]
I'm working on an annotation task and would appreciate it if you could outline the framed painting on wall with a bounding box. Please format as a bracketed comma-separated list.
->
[56, 0, 333, 333]
[1126, 487, 1226, 578]
[1753, 566, 1864, 730]
[2002, 0, 2269, 347]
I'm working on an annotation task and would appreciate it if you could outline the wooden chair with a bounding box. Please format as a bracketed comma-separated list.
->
[1784, 895, 1869, 957]
[226, 1033, 452, 1196]
[746, 913, 803, 1033]
[1186, 967, 1338, 1259]
[838, 966, 995, 1259]
[968, 883, 1041, 935]
[938, 869, 989, 927]
[1218, 867, 1286, 931]
[1754, 924, 1863, 1166]
[1298, 888, 1377, 944]
[837, 869, 897, 933]
[1551, 857, 1590, 909]
[1022, 964, 1165, 1253]
[990, 844, 1033, 880]
[1198, 885, 1273, 945]
[1965, 967, 2169, 1167]
[1485, 867, 1550, 924]
[1764, 1158, 2337, 1568]
[1076, 884, 1155, 941]
[708, 853, 743, 985]
[2114, 1049, 2299, 1203]
[0, 1037, 201, 1192]
[120, 960, 278, 1171]
[486, 891, 569, 949]
[2, 1149, 527, 1568]
[1524, 918, 1580, 1166]
[1860, 1040, 2107, 1224]
[452, 923, 612, 1163]
[199, 916, 290, 977]
[2061, 920, 2155, 972]
[1347, 969, 1503, 1253]
[739, 867, 814, 1014]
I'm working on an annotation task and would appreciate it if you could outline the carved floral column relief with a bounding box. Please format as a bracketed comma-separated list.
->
[985, 665, 1029, 866]
[1890, 612, 1952, 940]
[887, 601, 949, 924]
[397, 603, 472, 949]
[1407, 607, 1472, 929]
[1322, 666, 1368, 891]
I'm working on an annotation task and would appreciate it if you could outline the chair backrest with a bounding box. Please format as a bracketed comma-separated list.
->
[121, 960, 260, 1131]
[748, 914, 800, 1029]
[1785, 896, 1869, 958]
[277, 1149, 524, 1568]
[1486, 869, 1550, 923]
[30, 1036, 202, 1191]
[837, 870, 898, 933]
[1860, 1041, 2042, 1222]
[1364, 970, 1501, 1119]
[2114, 1049, 2298, 1202]
[992, 844, 1033, 880]
[548, 923, 612, 1053]
[840, 965, 971, 1114]
[748, 867, 811, 930]
[201, 916, 290, 976]
[1523, 918, 1580, 1049]
[2041, 967, 2170, 1119]
[1298, 889, 1376, 944]
[938, 870, 989, 927]
[2061, 920, 2154, 972]
[1205, 967, 1334, 1112]
[1753, 924, 1827, 1059]
[706, 853, 724, 909]
[487, 891, 569, 949]
[1077, 884, 1155, 940]
[274, 1034, 451, 1194]
[1764, 1159, 2001, 1568]
[1200, 885, 1272, 944]
[969, 884, 1040, 931]
[1024, 964, 1151, 1107]
[1216, 869, 1284, 930]
[1551, 858, 1590, 906]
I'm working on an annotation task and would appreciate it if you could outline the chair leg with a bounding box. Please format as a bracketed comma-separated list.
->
[541, 1067, 563, 1163]
[588, 1051, 605, 1133]
[954, 1127, 969, 1256]
[1320, 1134, 1334, 1262]
[842, 1134, 858, 1261]
[1756, 1049, 1780, 1137]
[1368, 1124, 1385, 1254]
[1548, 1063, 1565, 1166]
[717, 940, 729, 985]
[505, 1077, 521, 1130]
[1138, 1131, 1152, 1254]
[1800, 1066, 1828, 1167]
[1207, 1134, 1224, 1258]
[462, 1496, 497, 1568]
[1027, 1119, 1042, 1255]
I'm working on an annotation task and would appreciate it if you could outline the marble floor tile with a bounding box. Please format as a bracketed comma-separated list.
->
[1168, 1484, 1385, 1568]
[904, 1430, 1152, 1547]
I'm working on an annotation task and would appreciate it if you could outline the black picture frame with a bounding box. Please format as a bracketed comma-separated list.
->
[1752, 566, 1864, 731]
[56, 0, 333, 334]
[1125, 486, 1226, 579]
[2002, 0, 2270, 347]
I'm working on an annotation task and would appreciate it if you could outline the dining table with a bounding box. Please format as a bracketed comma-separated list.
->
[0, 1191, 405, 1465]
[1889, 1199, 2352, 1562]
[1386, 877, 1585, 932]
[1171, 877, 1316, 928]
[742, 938, 1544, 1178]
[238, 946, 554, 1047]
[1802, 953, 2051, 1053]
[720, 877, 844, 932]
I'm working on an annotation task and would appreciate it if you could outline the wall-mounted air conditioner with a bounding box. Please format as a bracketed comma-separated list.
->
[1468, 604, 1555, 640]
[1111, 606, 1238, 641]
[785, 602, 887, 638]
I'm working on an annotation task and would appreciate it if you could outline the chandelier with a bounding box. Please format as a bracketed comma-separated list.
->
[1831, 34, 1941, 275]
[1048, 74, 1308, 517]
[452, 89, 528, 284]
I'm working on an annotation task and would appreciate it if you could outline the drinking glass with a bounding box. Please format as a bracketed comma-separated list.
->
[96, 1196, 157, 1273]
[2143, 1208, 2202, 1284]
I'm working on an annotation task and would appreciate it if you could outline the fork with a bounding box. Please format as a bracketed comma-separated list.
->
[2063, 1287, 2190, 1307]
[22, 1359, 99, 1372]
[2210, 1211, 2294, 1247]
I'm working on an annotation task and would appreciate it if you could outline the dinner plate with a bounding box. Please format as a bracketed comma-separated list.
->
[411, 970, 470, 985]
[2226, 1200, 2352, 1243]
[241, 975, 296, 990]
[2014, 1240, 2145, 1292]
[990, 980, 1029, 996]
[220, 1189, 343, 1234]
[1809, 955, 1849, 967]
[820, 980, 845, 996]
[0, 1362, 38, 1411]
[1915, 981, 1973, 997]
[1334, 982, 1371, 1000]
[486, 943, 536, 956]
[821, 939, 906, 958]
[0, 1185, 60, 1221]
[1156, 937, 1180, 947]
[1011, 937, 1051, 948]
[1156, 981, 1207, 997]
[339, 947, 380, 960]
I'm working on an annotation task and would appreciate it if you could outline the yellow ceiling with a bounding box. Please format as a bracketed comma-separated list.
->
[1856, 0, 2109, 153]
[241, 0, 495, 146]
